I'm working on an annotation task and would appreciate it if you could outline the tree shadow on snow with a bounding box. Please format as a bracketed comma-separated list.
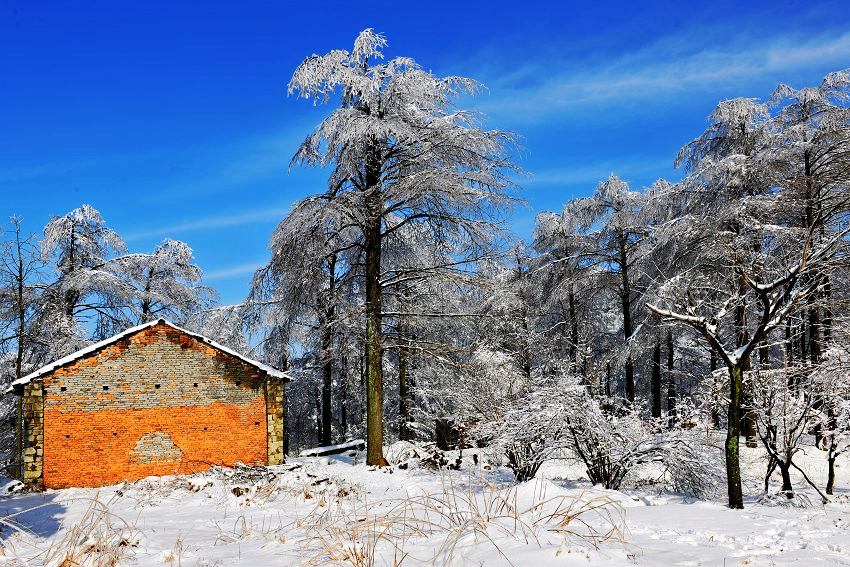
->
[0, 491, 65, 540]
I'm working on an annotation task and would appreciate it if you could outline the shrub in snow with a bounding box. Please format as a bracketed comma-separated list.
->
[483, 376, 721, 496]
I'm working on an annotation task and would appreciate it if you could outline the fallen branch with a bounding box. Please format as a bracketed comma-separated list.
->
[299, 439, 366, 457]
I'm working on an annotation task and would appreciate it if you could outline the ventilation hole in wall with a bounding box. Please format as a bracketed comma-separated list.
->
[60, 386, 67, 392]
[193, 383, 198, 387]
[254, 421, 260, 426]
[112, 432, 118, 436]
[203, 427, 208, 431]
[155, 384, 161, 389]
[236, 381, 242, 387]
[103, 385, 109, 391]
[65, 434, 71, 439]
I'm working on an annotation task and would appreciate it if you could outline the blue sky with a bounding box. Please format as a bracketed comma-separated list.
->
[2, 0, 849, 304]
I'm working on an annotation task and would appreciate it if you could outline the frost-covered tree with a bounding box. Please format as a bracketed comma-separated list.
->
[287, 29, 518, 465]
[248, 197, 358, 448]
[38, 204, 128, 354]
[111, 239, 214, 325]
[186, 303, 251, 353]
[768, 70, 850, 366]
[558, 175, 650, 402]
[532, 212, 595, 380]
[646, 72, 850, 507]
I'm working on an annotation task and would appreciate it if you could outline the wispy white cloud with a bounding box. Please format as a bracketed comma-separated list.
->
[475, 29, 850, 122]
[125, 207, 290, 241]
[204, 262, 265, 281]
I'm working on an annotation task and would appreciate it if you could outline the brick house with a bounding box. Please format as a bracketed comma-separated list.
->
[7, 319, 289, 490]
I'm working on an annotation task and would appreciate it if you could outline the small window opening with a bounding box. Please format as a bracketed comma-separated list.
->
[65, 434, 70, 439]
[155, 384, 161, 389]
[112, 432, 118, 436]
[236, 381, 242, 387]
[60, 386, 67, 392]
[254, 421, 260, 426]
[193, 383, 198, 387]
[103, 385, 109, 391]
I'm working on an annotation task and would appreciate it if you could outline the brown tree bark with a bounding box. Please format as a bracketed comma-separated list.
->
[827, 456, 837, 495]
[363, 156, 388, 465]
[726, 365, 745, 509]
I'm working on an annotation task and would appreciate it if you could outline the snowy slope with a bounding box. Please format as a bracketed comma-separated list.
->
[0, 439, 846, 566]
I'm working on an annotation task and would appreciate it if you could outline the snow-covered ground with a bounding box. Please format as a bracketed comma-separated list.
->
[0, 436, 847, 566]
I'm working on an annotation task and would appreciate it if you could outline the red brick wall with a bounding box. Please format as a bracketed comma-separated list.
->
[39, 323, 268, 488]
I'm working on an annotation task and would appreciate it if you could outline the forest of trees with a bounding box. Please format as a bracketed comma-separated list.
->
[2, 30, 849, 509]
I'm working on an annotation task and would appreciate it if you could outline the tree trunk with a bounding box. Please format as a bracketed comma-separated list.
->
[808, 304, 821, 366]
[764, 455, 778, 493]
[726, 364, 745, 509]
[398, 335, 411, 441]
[321, 331, 333, 446]
[740, 346, 758, 448]
[666, 329, 676, 427]
[734, 276, 758, 448]
[569, 286, 579, 373]
[822, 276, 832, 346]
[784, 323, 793, 364]
[779, 462, 794, 498]
[359, 352, 365, 426]
[15, 234, 24, 383]
[364, 177, 387, 466]
[605, 362, 612, 398]
[618, 235, 635, 403]
[14, 398, 22, 480]
[141, 268, 153, 322]
[315, 385, 323, 445]
[281, 354, 290, 457]
[14, 233, 25, 479]
[826, 456, 836, 495]
[651, 340, 661, 419]
[710, 346, 720, 429]
[340, 352, 348, 440]
[320, 255, 337, 447]
[64, 225, 79, 320]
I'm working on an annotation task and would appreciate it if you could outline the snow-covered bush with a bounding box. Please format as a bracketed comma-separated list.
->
[483, 375, 721, 496]
[565, 395, 719, 495]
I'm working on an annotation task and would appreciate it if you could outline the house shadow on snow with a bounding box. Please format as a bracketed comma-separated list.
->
[0, 490, 65, 540]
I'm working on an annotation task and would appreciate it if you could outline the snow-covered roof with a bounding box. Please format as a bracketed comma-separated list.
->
[7, 319, 291, 393]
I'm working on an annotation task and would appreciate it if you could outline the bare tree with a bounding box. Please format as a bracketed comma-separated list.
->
[287, 29, 518, 465]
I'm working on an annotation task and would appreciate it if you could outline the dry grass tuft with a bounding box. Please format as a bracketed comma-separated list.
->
[300, 475, 624, 566]
[42, 495, 140, 567]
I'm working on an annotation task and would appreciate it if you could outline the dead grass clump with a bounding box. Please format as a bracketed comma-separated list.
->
[300, 476, 624, 566]
[213, 513, 289, 548]
[41, 496, 140, 567]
